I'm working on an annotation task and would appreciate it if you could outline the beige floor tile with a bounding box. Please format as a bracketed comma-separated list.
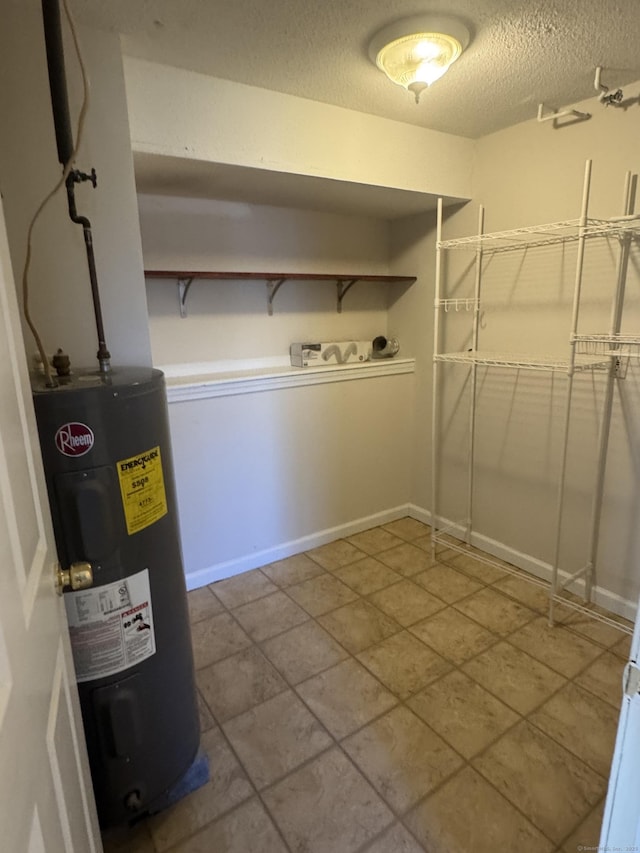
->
[405, 766, 554, 853]
[211, 569, 278, 609]
[261, 619, 349, 684]
[343, 706, 463, 813]
[223, 690, 332, 789]
[414, 563, 482, 604]
[409, 607, 498, 665]
[574, 651, 625, 708]
[306, 539, 366, 570]
[454, 587, 537, 636]
[368, 579, 446, 627]
[148, 727, 253, 851]
[197, 646, 287, 723]
[230, 590, 309, 642]
[473, 721, 606, 844]
[190, 612, 252, 670]
[376, 542, 436, 576]
[561, 798, 605, 853]
[509, 616, 604, 678]
[442, 550, 507, 584]
[559, 607, 632, 649]
[318, 598, 401, 653]
[102, 822, 155, 853]
[260, 553, 325, 587]
[408, 670, 520, 759]
[286, 572, 358, 616]
[347, 526, 405, 555]
[196, 689, 216, 733]
[263, 746, 393, 853]
[382, 517, 431, 542]
[362, 822, 425, 852]
[333, 556, 402, 595]
[357, 631, 452, 699]
[529, 682, 619, 778]
[411, 529, 435, 562]
[412, 533, 433, 552]
[170, 797, 288, 853]
[296, 658, 397, 739]
[612, 633, 632, 661]
[463, 640, 566, 714]
[188, 586, 224, 623]
[492, 574, 550, 614]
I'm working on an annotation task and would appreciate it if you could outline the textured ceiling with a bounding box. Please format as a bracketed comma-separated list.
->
[73, 0, 640, 139]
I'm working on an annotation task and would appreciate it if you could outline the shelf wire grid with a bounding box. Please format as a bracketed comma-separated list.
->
[433, 527, 632, 636]
[574, 334, 640, 359]
[433, 350, 610, 372]
[437, 216, 640, 253]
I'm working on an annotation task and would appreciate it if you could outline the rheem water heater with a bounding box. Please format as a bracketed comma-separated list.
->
[33, 368, 200, 826]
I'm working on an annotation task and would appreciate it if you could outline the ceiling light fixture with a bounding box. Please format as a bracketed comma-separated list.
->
[369, 15, 470, 104]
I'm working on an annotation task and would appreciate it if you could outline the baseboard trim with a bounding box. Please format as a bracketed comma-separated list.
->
[405, 505, 637, 622]
[185, 505, 411, 591]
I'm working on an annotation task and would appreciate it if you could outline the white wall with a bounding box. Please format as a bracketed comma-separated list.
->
[139, 191, 417, 583]
[124, 57, 474, 200]
[390, 83, 640, 613]
[170, 373, 414, 587]
[140, 193, 403, 366]
[0, 5, 151, 370]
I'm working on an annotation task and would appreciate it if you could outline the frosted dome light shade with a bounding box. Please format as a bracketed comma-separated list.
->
[369, 16, 469, 103]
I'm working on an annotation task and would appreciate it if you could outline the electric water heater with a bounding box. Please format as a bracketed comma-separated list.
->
[32, 368, 200, 826]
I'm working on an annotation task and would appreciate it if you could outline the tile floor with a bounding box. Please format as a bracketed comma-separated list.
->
[102, 518, 632, 853]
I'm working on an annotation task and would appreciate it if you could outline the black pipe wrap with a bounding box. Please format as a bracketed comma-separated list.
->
[41, 0, 74, 166]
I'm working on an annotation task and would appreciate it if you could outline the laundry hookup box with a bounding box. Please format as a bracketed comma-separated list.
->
[290, 341, 373, 367]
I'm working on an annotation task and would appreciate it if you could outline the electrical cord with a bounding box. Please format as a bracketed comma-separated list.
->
[22, 0, 90, 387]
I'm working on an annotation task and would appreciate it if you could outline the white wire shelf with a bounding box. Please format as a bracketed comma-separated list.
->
[433, 528, 632, 637]
[433, 527, 550, 587]
[437, 215, 640, 253]
[434, 350, 610, 372]
[574, 334, 640, 359]
[435, 298, 480, 312]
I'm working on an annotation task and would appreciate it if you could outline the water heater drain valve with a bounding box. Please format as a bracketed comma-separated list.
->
[55, 561, 93, 595]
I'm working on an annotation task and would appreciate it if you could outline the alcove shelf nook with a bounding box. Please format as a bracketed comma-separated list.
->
[144, 270, 417, 317]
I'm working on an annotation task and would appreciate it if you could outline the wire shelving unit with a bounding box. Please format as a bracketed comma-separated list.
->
[431, 159, 638, 637]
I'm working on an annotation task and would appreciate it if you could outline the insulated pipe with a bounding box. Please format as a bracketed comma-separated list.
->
[41, 0, 74, 166]
[41, 0, 111, 373]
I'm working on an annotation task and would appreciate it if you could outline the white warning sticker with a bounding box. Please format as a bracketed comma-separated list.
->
[64, 569, 156, 683]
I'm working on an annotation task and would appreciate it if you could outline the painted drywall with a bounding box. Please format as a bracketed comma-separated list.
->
[390, 81, 640, 611]
[140, 193, 402, 365]
[0, 5, 151, 370]
[123, 57, 474, 201]
[139, 191, 416, 581]
[169, 372, 414, 586]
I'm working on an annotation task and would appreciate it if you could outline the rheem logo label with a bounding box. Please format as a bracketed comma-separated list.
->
[55, 422, 95, 457]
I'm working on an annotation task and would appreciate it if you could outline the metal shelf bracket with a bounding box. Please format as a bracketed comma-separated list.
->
[336, 279, 358, 313]
[177, 277, 194, 318]
[267, 278, 286, 316]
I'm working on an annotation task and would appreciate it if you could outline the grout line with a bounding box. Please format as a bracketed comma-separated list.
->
[184, 525, 615, 853]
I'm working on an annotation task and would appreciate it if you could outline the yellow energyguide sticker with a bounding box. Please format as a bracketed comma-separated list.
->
[116, 445, 168, 535]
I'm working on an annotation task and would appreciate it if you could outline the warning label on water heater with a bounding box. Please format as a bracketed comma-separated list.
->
[116, 445, 168, 535]
[64, 569, 156, 683]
